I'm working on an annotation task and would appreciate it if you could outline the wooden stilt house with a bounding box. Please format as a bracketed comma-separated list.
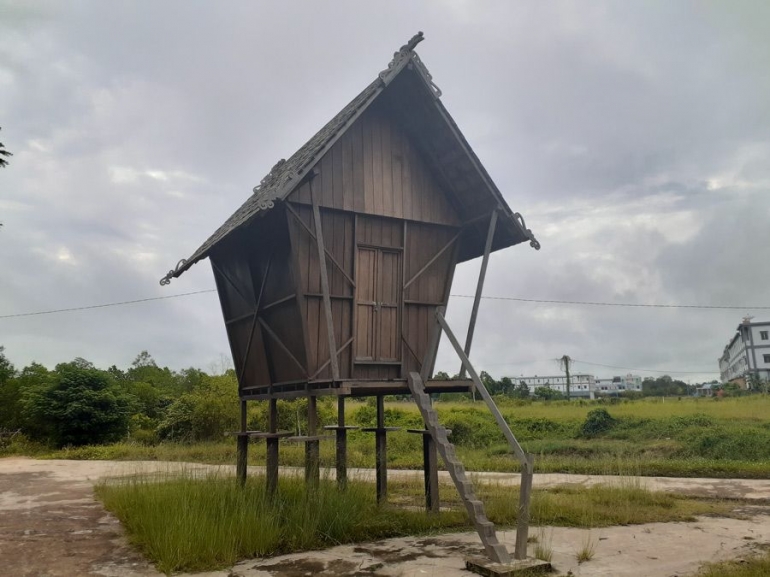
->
[161, 33, 541, 566]
[161, 32, 538, 397]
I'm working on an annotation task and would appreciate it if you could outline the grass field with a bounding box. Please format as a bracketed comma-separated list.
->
[20, 395, 770, 479]
[96, 470, 733, 574]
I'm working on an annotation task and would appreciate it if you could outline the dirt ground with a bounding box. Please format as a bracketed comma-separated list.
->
[2, 457, 770, 577]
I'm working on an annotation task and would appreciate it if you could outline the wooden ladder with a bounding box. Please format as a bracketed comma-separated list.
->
[407, 372, 511, 564]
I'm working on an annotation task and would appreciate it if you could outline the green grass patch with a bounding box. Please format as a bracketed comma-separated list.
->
[697, 551, 770, 577]
[96, 470, 735, 574]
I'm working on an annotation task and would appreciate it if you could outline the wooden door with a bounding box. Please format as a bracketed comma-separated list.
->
[355, 247, 402, 363]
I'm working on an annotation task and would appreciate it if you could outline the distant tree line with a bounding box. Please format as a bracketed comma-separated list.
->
[0, 347, 239, 448]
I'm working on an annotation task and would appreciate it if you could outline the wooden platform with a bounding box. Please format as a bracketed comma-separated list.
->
[240, 378, 472, 400]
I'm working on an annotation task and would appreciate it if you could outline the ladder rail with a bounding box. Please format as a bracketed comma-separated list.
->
[433, 307, 534, 561]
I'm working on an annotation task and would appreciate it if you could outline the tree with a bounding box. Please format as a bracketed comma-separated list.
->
[26, 361, 130, 447]
[534, 386, 564, 401]
[0, 347, 21, 430]
[512, 380, 530, 399]
[0, 127, 11, 168]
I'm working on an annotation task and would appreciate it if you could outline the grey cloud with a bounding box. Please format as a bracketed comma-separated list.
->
[1, 1, 768, 385]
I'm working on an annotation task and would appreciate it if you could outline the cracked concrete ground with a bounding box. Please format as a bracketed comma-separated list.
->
[2, 457, 770, 576]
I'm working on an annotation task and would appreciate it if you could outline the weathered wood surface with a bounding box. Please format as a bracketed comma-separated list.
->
[289, 103, 460, 227]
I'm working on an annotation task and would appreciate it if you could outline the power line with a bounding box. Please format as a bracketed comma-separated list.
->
[451, 294, 770, 310]
[0, 289, 217, 319]
[1, 289, 768, 320]
[571, 358, 714, 375]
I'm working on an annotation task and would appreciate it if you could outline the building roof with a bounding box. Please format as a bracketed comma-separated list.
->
[161, 32, 540, 285]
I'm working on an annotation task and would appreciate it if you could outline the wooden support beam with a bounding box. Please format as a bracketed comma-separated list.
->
[266, 399, 279, 496]
[310, 176, 340, 382]
[436, 309, 528, 464]
[403, 231, 460, 291]
[309, 336, 354, 381]
[286, 202, 355, 287]
[259, 293, 296, 313]
[238, 254, 272, 382]
[258, 318, 308, 376]
[236, 400, 248, 488]
[225, 311, 256, 326]
[210, 260, 251, 306]
[460, 210, 497, 378]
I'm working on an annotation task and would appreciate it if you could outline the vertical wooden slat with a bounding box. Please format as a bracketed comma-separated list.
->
[381, 119, 393, 217]
[372, 114, 383, 215]
[363, 114, 374, 213]
[351, 121, 365, 213]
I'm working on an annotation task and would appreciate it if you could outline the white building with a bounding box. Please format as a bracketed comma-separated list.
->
[594, 374, 643, 394]
[719, 317, 770, 386]
[515, 374, 595, 398]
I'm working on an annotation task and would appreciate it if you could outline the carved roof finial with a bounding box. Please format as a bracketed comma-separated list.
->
[379, 31, 425, 82]
[403, 31, 424, 52]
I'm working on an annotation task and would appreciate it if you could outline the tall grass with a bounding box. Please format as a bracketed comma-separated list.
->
[96, 471, 466, 574]
[96, 468, 733, 574]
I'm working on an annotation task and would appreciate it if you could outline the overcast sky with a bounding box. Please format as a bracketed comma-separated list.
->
[2, 1, 769, 382]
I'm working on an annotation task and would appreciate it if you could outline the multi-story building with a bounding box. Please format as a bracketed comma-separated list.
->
[514, 374, 595, 398]
[594, 374, 643, 394]
[719, 317, 770, 386]
[511, 373, 643, 398]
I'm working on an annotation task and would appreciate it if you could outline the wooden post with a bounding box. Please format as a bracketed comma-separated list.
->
[514, 453, 535, 560]
[423, 433, 440, 513]
[375, 395, 387, 505]
[236, 400, 248, 487]
[460, 209, 497, 378]
[310, 174, 340, 382]
[306, 396, 320, 486]
[336, 396, 347, 490]
[266, 398, 279, 496]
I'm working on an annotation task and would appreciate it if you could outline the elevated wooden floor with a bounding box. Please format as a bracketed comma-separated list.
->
[240, 378, 472, 400]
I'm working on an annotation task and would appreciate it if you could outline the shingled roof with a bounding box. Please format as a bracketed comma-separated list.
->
[160, 32, 539, 286]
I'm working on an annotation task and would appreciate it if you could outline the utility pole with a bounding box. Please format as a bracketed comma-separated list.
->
[560, 355, 572, 399]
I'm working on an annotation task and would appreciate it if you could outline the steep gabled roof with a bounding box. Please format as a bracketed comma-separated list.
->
[161, 32, 539, 285]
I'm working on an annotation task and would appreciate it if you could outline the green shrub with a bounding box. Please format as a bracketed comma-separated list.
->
[580, 409, 616, 438]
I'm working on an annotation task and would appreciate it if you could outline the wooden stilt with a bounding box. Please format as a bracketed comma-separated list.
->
[336, 397, 347, 489]
[375, 395, 387, 504]
[236, 400, 248, 487]
[266, 398, 279, 496]
[408, 428, 441, 513]
[305, 396, 320, 486]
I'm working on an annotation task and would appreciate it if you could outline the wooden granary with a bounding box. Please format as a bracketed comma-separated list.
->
[161, 33, 540, 566]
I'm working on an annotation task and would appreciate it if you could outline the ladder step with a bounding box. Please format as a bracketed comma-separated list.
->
[487, 543, 511, 564]
[408, 371, 509, 565]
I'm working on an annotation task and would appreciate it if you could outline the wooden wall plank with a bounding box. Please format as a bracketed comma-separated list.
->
[287, 103, 459, 228]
